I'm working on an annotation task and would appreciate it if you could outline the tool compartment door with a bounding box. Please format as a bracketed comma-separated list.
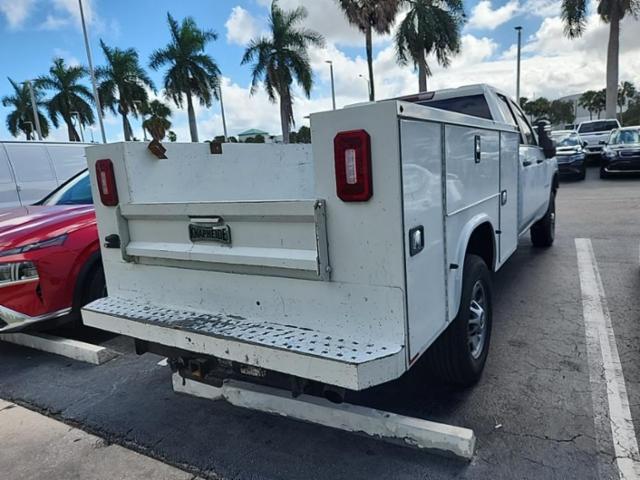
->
[499, 131, 519, 263]
[400, 119, 447, 360]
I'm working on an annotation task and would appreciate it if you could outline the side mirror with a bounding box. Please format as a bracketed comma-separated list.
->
[598, 140, 607, 145]
[582, 141, 588, 148]
[536, 123, 556, 159]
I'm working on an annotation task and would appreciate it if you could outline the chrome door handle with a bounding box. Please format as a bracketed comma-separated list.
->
[537, 159, 544, 164]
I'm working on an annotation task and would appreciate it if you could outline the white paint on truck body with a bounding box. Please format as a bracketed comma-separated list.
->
[83, 89, 552, 390]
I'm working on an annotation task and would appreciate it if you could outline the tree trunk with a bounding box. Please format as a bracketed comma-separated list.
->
[605, 9, 620, 119]
[186, 92, 199, 142]
[418, 55, 428, 92]
[66, 120, 79, 142]
[280, 93, 290, 144]
[365, 25, 375, 101]
[122, 113, 132, 141]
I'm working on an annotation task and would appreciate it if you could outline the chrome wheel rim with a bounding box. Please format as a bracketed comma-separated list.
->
[468, 281, 487, 360]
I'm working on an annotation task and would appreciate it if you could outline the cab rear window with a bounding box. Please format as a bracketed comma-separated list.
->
[578, 121, 619, 133]
[418, 94, 493, 120]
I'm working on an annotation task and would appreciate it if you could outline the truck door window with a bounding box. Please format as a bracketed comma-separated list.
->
[509, 101, 537, 146]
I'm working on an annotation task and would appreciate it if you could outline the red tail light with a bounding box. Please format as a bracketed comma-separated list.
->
[333, 129, 372, 202]
[95, 159, 119, 206]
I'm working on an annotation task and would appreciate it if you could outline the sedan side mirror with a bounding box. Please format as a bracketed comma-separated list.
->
[582, 141, 588, 148]
[536, 123, 556, 159]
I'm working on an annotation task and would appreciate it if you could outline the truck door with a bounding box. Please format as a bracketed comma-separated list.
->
[509, 100, 546, 231]
[400, 119, 447, 360]
[0, 145, 20, 208]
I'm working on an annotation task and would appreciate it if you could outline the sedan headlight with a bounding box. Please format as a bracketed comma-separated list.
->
[0, 261, 39, 287]
[0, 234, 67, 258]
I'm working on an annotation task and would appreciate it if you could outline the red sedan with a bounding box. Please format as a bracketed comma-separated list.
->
[0, 170, 104, 332]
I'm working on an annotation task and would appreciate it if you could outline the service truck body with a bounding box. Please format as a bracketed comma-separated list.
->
[83, 86, 557, 391]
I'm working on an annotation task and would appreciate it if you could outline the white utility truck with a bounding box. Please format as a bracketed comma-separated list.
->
[82, 84, 557, 426]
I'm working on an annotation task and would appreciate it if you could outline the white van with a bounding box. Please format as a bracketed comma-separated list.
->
[0, 142, 90, 208]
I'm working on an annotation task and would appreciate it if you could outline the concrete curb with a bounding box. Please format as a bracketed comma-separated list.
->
[0, 333, 119, 365]
[172, 373, 476, 460]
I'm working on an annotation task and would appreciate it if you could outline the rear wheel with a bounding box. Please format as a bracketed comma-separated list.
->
[530, 192, 555, 247]
[425, 255, 493, 387]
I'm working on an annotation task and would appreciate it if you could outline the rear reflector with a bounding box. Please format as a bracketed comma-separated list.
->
[334, 130, 372, 202]
[95, 159, 119, 206]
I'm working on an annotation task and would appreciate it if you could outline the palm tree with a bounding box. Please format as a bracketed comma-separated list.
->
[2, 78, 50, 140]
[242, 1, 324, 144]
[150, 13, 221, 142]
[395, 0, 464, 92]
[617, 81, 636, 118]
[96, 40, 155, 141]
[37, 58, 94, 142]
[579, 90, 597, 120]
[337, 0, 401, 101]
[562, 0, 639, 119]
[142, 100, 172, 141]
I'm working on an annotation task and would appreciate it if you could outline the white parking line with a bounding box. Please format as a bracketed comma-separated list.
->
[575, 238, 640, 480]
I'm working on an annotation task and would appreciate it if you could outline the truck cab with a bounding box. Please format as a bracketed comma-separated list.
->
[577, 119, 621, 156]
[81, 84, 558, 398]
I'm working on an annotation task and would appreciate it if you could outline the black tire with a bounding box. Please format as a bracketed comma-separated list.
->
[81, 264, 107, 306]
[425, 255, 493, 387]
[530, 192, 555, 247]
[599, 167, 609, 179]
[578, 165, 586, 181]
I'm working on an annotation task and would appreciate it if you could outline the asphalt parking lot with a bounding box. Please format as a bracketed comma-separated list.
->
[1, 167, 639, 480]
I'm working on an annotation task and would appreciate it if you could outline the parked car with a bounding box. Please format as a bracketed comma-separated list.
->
[0, 141, 89, 209]
[551, 130, 587, 180]
[0, 170, 104, 333]
[576, 119, 621, 157]
[600, 127, 640, 178]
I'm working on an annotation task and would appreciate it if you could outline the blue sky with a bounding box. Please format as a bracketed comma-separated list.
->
[0, 0, 638, 142]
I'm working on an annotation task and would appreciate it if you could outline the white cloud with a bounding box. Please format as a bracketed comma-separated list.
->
[467, 0, 520, 30]
[225, 6, 262, 46]
[258, 0, 394, 47]
[0, 0, 36, 29]
[40, 14, 71, 30]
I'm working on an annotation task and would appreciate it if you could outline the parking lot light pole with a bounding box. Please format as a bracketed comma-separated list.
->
[515, 26, 522, 105]
[358, 74, 371, 101]
[79, 0, 106, 144]
[71, 111, 85, 142]
[24, 81, 43, 141]
[218, 83, 228, 142]
[326, 60, 336, 110]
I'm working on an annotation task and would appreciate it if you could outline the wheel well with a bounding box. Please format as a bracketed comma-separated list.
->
[466, 222, 495, 270]
[72, 251, 102, 312]
[552, 173, 559, 193]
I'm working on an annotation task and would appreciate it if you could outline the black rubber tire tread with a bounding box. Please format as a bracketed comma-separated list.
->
[530, 193, 555, 247]
[599, 167, 609, 179]
[578, 166, 586, 180]
[81, 264, 106, 306]
[424, 255, 493, 387]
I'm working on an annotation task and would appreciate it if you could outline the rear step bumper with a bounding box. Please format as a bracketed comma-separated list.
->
[82, 296, 406, 390]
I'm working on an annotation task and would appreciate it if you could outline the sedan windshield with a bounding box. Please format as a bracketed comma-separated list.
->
[609, 129, 640, 146]
[551, 132, 581, 147]
[42, 171, 93, 206]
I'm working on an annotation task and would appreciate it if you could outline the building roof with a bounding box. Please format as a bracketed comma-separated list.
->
[238, 128, 269, 136]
